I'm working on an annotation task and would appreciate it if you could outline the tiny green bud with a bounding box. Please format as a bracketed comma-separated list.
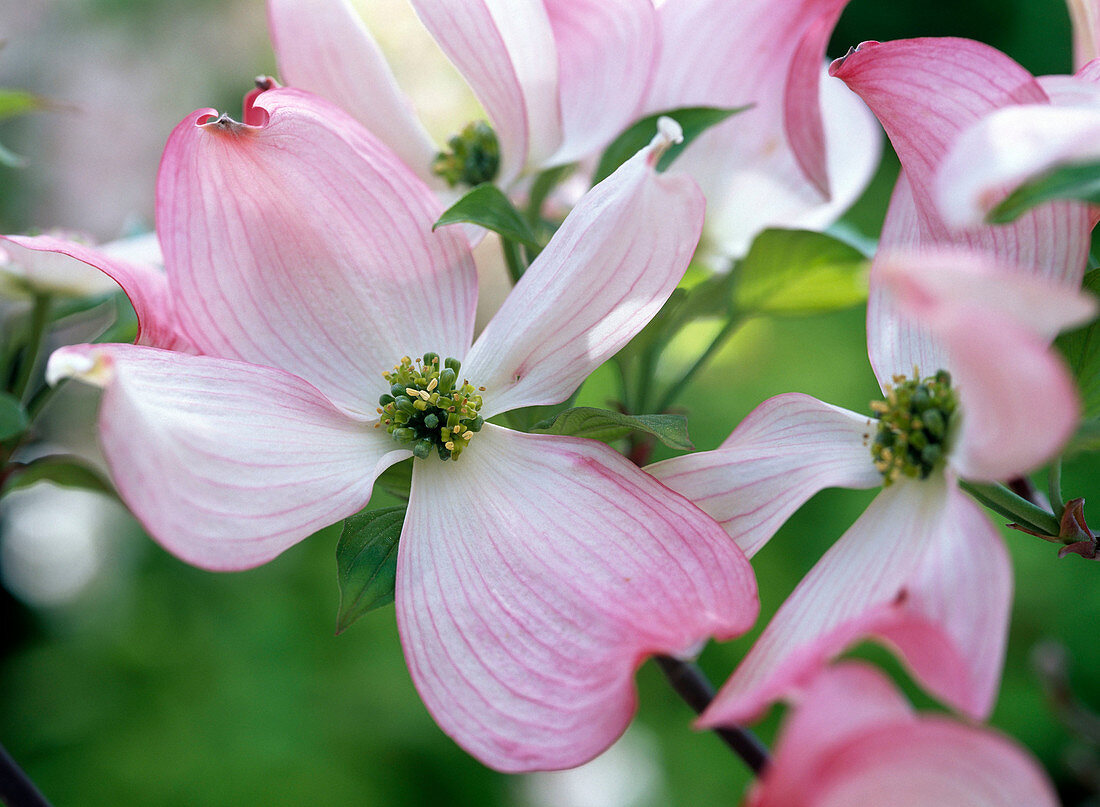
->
[922, 409, 946, 439]
[910, 386, 931, 411]
[423, 413, 440, 430]
[413, 439, 434, 459]
[379, 394, 395, 407]
[439, 367, 457, 394]
[920, 444, 943, 469]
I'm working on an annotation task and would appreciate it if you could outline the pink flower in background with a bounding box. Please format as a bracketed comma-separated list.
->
[743, 662, 1058, 807]
[268, 0, 882, 266]
[831, 36, 1092, 294]
[6, 88, 758, 772]
[644, 0, 881, 262]
[936, 0, 1100, 227]
[266, 0, 659, 189]
[1069, 0, 1100, 68]
[650, 248, 1096, 725]
[0, 231, 160, 299]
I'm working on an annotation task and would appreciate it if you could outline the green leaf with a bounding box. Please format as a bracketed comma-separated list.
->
[51, 290, 118, 322]
[372, 458, 412, 501]
[591, 105, 749, 186]
[433, 183, 539, 247]
[531, 407, 693, 451]
[988, 161, 1100, 224]
[0, 139, 26, 168]
[0, 392, 28, 441]
[1056, 268, 1100, 419]
[335, 506, 405, 632]
[1062, 418, 1100, 458]
[676, 269, 741, 322]
[2, 455, 114, 496]
[0, 89, 45, 122]
[93, 294, 139, 345]
[734, 228, 869, 316]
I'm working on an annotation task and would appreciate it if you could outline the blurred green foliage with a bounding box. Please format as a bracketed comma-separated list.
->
[2, 0, 1099, 805]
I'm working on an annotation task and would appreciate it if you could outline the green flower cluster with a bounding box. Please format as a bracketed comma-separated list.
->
[870, 369, 957, 485]
[431, 121, 501, 188]
[378, 353, 485, 461]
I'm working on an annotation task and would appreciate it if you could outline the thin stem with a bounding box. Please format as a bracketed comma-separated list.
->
[1007, 476, 1044, 508]
[12, 293, 51, 403]
[1048, 459, 1065, 516]
[960, 479, 1062, 537]
[0, 743, 52, 807]
[653, 315, 743, 414]
[611, 357, 636, 418]
[632, 343, 658, 415]
[25, 378, 63, 423]
[653, 655, 770, 776]
[0, 324, 21, 390]
[525, 164, 572, 227]
[500, 236, 526, 285]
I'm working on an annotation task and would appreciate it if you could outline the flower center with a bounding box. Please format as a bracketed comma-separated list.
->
[377, 354, 484, 461]
[432, 121, 500, 188]
[870, 369, 957, 485]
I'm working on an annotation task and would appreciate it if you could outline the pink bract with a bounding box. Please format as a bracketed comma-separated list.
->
[744, 662, 1059, 807]
[1069, 0, 1100, 68]
[9, 88, 760, 772]
[932, 0, 1100, 227]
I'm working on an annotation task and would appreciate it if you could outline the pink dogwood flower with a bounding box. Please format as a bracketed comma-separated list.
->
[936, 0, 1100, 227]
[5, 87, 758, 772]
[644, 0, 881, 263]
[649, 37, 1097, 725]
[744, 662, 1058, 807]
[266, 0, 659, 190]
[650, 247, 1094, 726]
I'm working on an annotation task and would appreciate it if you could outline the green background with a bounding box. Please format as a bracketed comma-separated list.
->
[3, 0, 1099, 804]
